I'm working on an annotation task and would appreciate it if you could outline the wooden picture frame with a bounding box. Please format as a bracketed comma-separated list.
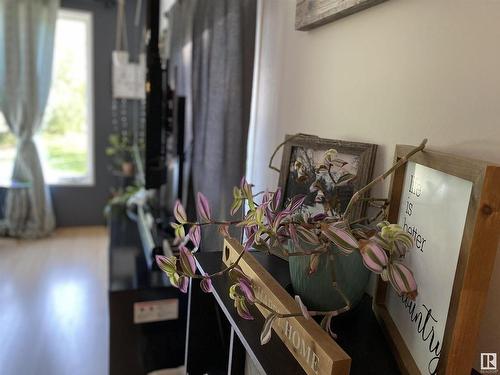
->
[296, 0, 388, 31]
[373, 145, 500, 374]
[278, 134, 377, 222]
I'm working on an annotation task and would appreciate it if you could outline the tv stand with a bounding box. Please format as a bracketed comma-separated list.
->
[108, 205, 187, 375]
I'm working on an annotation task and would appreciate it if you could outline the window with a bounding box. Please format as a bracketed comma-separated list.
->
[0, 9, 93, 185]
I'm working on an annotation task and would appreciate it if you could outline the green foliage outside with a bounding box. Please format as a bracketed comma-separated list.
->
[40, 43, 88, 176]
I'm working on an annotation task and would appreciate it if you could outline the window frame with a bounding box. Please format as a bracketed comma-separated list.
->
[44, 8, 95, 187]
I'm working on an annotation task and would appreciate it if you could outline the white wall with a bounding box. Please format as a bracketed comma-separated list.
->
[247, 0, 500, 369]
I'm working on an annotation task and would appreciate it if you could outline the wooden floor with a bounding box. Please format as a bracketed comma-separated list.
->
[0, 227, 109, 375]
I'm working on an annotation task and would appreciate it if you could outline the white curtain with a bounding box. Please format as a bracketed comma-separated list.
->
[0, 0, 59, 237]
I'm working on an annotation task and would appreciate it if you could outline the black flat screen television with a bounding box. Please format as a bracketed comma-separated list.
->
[144, 0, 166, 189]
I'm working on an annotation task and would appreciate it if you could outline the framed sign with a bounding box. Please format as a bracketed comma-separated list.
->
[374, 145, 500, 375]
[278, 134, 377, 221]
[295, 0, 388, 31]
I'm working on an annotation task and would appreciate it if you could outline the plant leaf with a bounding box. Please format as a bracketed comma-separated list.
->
[200, 276, 213, 293]
[320, 313, 337, 339]
[196, 192, 212, 222]
[236, 299, 254, 320]
[178, 276, 189, 293]
[388, 261, 418, 299]
[230, 197, 243, 216]
[179, 246, 196, 276]
[173, 200, 187, 224]
[288, 224, 299, 246]
[272, 188, 282, 210]
[309, 253, 321, 275]
[171, 223, 186, 244]
[243, 231, 256, 252]
[294, 295, 310, 320]
[238, 278, 256, 303]
[260, 313, 277, 345]
[322, 224, 359, 254]
[188, 225, 201, 251]
[296, 226, 320, 245]
[286, 194, 306, 213]
[155, 255, 177, 275]
[360, 240, 388, 274]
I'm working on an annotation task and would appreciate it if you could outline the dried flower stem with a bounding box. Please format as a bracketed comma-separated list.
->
[268, 133, 316, 173]
[329, 254, 352, 312]
[255, 299, 343, 319]
[342, 139, 427, 219]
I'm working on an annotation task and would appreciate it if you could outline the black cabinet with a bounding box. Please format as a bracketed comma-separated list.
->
[108, 208, 187, 375]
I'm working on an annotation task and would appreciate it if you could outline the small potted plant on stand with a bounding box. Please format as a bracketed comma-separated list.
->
[156, 138, 427, 344]
[106, 133, 135, 177]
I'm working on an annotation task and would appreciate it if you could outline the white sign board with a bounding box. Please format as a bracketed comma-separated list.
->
[386, 161, 472, 375]
[133, 299, 179, 324]
[112, 51, 146, 100]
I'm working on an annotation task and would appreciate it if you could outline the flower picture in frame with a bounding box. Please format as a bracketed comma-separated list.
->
[278, 134, 377, 221]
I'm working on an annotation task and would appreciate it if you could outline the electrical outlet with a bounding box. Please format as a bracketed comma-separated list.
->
[133, 299, 179, 324]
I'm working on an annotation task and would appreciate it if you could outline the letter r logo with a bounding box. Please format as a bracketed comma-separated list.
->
[481, 353, 497, 371]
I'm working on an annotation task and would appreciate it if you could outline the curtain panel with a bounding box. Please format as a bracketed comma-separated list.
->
[0, 0, 59, 237]
[191, 0, 256, 251]
[168, 0, 256, 251]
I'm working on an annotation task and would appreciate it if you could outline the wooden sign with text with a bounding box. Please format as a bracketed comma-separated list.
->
[222, 238, 351, 375]
[374, 146, 500, 375]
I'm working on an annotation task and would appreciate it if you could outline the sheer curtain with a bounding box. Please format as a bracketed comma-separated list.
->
[0, 0, 59, 237]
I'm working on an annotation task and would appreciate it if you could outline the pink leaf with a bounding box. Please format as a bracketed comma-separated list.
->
[272, 188, 282, 210]
[173, 200, 187, 224]
[178, 276, 189, 293]
[360, 240, 388, 274]
[179, 245, 196, 276]
[200, 275, 213, 293]
[236, 299, 254, 320]
[243, 232, 256, 252]
[286, 194, 306, 213]
[238, 278, 256, 303]
[288, 224, 299, 246]
[155, 255, 177, 274]
[196, 192, 212, 222]
[322, 224, 359, 254]
[188, 225, 201, 250]
[388, 261, 418, 299]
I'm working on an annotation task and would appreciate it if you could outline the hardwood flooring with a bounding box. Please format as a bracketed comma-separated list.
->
[0, 227, 109, 375]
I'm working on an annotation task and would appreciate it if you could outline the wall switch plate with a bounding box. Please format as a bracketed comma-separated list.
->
[133, 299, 179, 324]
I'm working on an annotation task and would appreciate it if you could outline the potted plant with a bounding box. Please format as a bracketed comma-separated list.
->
[103, 184, 141, 219]
[106, 133, 135, 177]
[156, 138, 426, 344]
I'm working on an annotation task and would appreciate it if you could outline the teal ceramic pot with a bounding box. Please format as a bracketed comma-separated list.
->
[288, 242, 371, 312]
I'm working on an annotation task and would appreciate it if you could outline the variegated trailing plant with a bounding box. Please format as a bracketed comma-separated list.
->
[156, 138, 427, 345]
